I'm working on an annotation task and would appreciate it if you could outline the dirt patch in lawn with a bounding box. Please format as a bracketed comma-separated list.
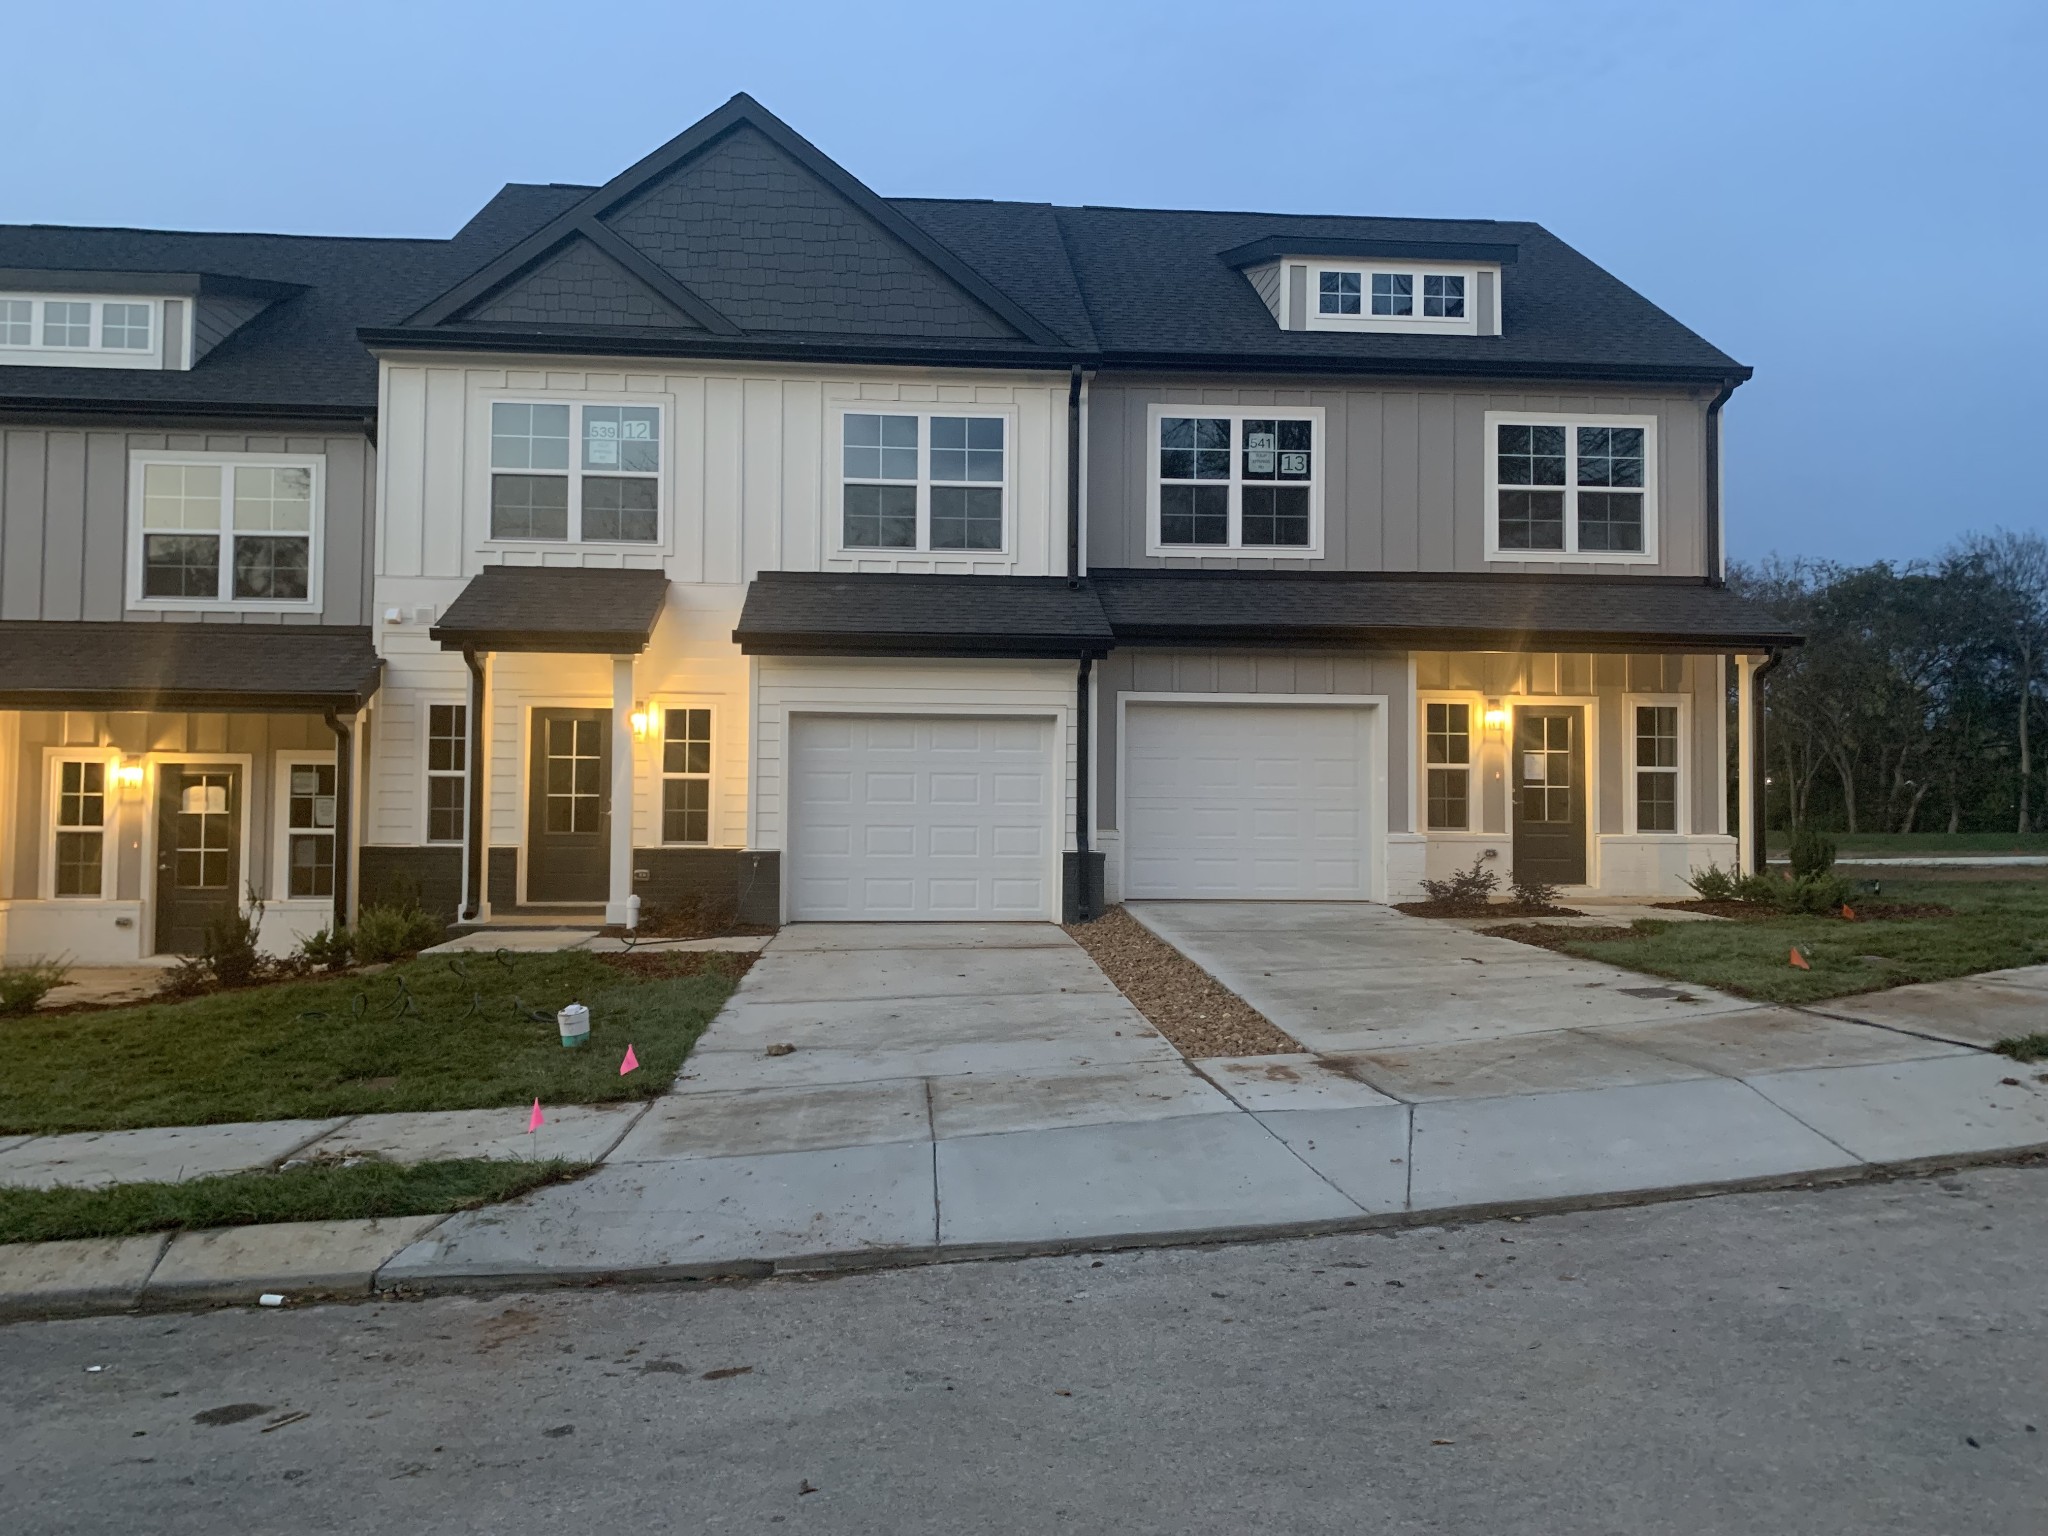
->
[1481, 923, 1639, 952]
[1652, 899, 1955, 921]
[1394, 900, 1585, 920]
[592, 949, 758, 984]
[1064, 906, 1301, 1058]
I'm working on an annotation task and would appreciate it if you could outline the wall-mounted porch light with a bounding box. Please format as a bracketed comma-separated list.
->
[1482, 699, 1508, 731]
[115, 757, 145, 799]
[629, 701, 659, 742]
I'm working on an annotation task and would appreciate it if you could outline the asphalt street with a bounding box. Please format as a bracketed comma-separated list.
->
[5, 1166, 2045, 1534]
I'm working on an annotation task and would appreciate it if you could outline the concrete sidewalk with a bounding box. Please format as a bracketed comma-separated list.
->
[6, 919, 2047, 1319]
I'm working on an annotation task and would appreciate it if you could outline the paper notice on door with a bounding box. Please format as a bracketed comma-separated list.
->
[1522, 753, 1545, 783]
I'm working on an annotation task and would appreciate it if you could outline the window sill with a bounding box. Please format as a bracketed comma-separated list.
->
[128, 599, 321, 615]
[1483, 548, 1659, 566]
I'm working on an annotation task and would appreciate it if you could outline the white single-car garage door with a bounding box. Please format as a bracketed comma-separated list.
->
[787, 714, 1057, 920]
[1122, 702, 1380, 900]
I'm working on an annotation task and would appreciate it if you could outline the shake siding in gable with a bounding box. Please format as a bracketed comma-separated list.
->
[1085, 377, 1710, 578]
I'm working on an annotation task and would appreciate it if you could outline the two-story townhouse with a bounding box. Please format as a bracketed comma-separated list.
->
[0, 197, 573, 961]
[0, 92, 1799, 959]
[357, 94, 1795, 933]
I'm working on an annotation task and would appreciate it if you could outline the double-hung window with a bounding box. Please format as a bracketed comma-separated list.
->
[1634, 705, 1681, 833]
[285, 760, 338, 897]
[661, 708, 713, 844]
[1487, 413, 1655, 560]
[131, 455, 321, 607]
[426, 705, 468, 843]
[489, 401, 661, 544]
[1425, 703, 1472, 830]
[1152, 408, 1320, 553]
[53, 759, 109, 897]
[839, 410, 1007, 553]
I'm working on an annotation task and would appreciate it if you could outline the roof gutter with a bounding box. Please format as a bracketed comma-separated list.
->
[1703, 374, 1743, 587]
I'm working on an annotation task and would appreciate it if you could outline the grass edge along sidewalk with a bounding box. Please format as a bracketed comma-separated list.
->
[1487, 875, 2048, 1006]
[0, 950, 747, 1136]
[0, 1157, 592, 1245]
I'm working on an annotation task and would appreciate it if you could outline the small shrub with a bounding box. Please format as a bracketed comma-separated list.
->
[1683, 863, 1738, 902]
[156, 955, 216, 1000]
[0, 958, 71, 1015]
[1733, 870, 1786, 906]
[350, 902, 445, 964]
[1420, 854, 1501, 907]
[297, 925, 355, 971]
[1508, 870, 1560, 909]
[198, 898, 265, 989]
[1788, 826, 1838, 881]
[1781, 872, 1854, 914]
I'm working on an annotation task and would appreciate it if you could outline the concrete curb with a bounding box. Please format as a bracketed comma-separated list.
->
[4, 1143, 2042, 1323]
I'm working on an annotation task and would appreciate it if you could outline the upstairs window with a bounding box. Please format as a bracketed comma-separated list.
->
[839, 410, 1008, 554]
[1318, 271, 1360, 315]
[1151, 408, 1321, 553]
[130, 454, 323, 608]
[0, 295, 162, 364]
[1485, 413, 1656, 561]
[1299, 266, 1486, 334]
[1423, 274, 1465, 317]
[1371, 273, 1412, 316]
[489, 400, 661, 544]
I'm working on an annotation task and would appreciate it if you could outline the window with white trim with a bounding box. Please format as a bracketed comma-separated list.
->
[489, 401, 661, 543]
[1634, 705, 1680, 833]
[1425, 702, 1472, 830]
[661, 708, 712, 844]
[131, 455, 322, 607]
[0, 294, 161, 364]
[53, 759, 109, 897]
[1486, 413, 1656, 560]
[284, 760, 338, 897]
[426, 704, 468, 843]
[1303, 265, 1481, 334]
[839, 410, 1007, 552]
[1153, 409, 1319, 551]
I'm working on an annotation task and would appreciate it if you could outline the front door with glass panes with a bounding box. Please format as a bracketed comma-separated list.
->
[526, 710, 610, 903]
[1511, 708, 1586, 886]
[154, 764, 242, 954]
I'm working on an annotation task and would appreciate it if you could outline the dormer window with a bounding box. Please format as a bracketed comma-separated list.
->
[0, 293, 170, 369]
[1371, 273, 1411, 316]
[1423, 275, 1464, 317]
[1318, 272, 1360, 315]
[1303, 263, 1485, 334]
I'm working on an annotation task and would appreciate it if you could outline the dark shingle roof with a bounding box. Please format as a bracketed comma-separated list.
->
[1090, 569, 1800, 651]
[430, 565, 670, 653]
[735, 571, 1114, 657]
[0, 622, 381, 709]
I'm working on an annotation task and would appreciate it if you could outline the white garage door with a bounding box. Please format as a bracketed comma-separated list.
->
[1123, 703, 1378, 900]
[787, 714, 1057, 920]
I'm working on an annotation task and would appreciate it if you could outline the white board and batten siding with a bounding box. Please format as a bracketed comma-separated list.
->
[376, 359, 1075, 588]
[756, 658, 1078, 922]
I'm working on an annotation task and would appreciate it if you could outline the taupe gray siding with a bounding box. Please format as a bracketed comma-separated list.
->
[1094, 648, 1414, 834]
[0, 428, 374, 624]
[1085, 375, 1711, 577]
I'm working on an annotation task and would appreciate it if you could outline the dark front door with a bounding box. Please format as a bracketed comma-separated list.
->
[154, 763, 243, 954]
[1512, 707, 1587, 886]
[527, 709, 610, 903]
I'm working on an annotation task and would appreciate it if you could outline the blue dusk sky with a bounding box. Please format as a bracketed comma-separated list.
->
[4, 0, 2042, 567]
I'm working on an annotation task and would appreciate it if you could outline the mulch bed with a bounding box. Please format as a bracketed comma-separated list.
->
[1481, 923, 1638, 951]
[1652, 899, 1955, 921]
[1394, 900, 1585, 920]
[1063, 906, 1301, 1058]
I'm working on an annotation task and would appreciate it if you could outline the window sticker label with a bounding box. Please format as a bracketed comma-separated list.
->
[1245, 429, 1276, 475]
[1279, 452, 1308, 476]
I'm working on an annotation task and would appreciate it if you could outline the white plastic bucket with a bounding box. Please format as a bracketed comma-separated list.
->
[557, 1003, 591, 1049]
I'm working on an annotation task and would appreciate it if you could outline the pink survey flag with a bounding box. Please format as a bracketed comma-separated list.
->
[620, 1044, 640, 1076]
[527, 1098, 545, 1132]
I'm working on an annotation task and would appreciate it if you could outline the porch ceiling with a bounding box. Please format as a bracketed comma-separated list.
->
[0, 621, 381, 712]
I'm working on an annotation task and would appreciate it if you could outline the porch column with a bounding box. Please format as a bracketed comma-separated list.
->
[607, 654, 636, 926]
[1736, 654, 1758, 873]
[324, 707, 356, 930]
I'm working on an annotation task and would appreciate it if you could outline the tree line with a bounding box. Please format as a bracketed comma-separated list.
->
[1732, 530, 2048, 835]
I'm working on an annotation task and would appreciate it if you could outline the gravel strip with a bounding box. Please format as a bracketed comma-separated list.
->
[1064, 906, 1301, 1058]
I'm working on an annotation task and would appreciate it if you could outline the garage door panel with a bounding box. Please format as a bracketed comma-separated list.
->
[1124, 704, 1377, 901]
[788, 714, 1056, 921]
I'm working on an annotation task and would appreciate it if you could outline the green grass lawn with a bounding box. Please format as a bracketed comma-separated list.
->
[1521, 877, 2048, 1005]
[0, 1157, 590, 1244]
[0, 950, 742, 1135]
[1771, 832, 2048, 860]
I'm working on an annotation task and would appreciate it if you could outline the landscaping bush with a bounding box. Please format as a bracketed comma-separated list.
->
[1420, 854, 1500, 907]
[1683, 863, 1739, 902]
[1782, 872, 1855, 914]
[199, 901, 266, 989]
[349, 901, 445, 963]
[0, 958, 71, 1016]
[297, 925, 355, 971]
[1789, 826, 1838, 881]
[1509, 870, 1561, 909]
